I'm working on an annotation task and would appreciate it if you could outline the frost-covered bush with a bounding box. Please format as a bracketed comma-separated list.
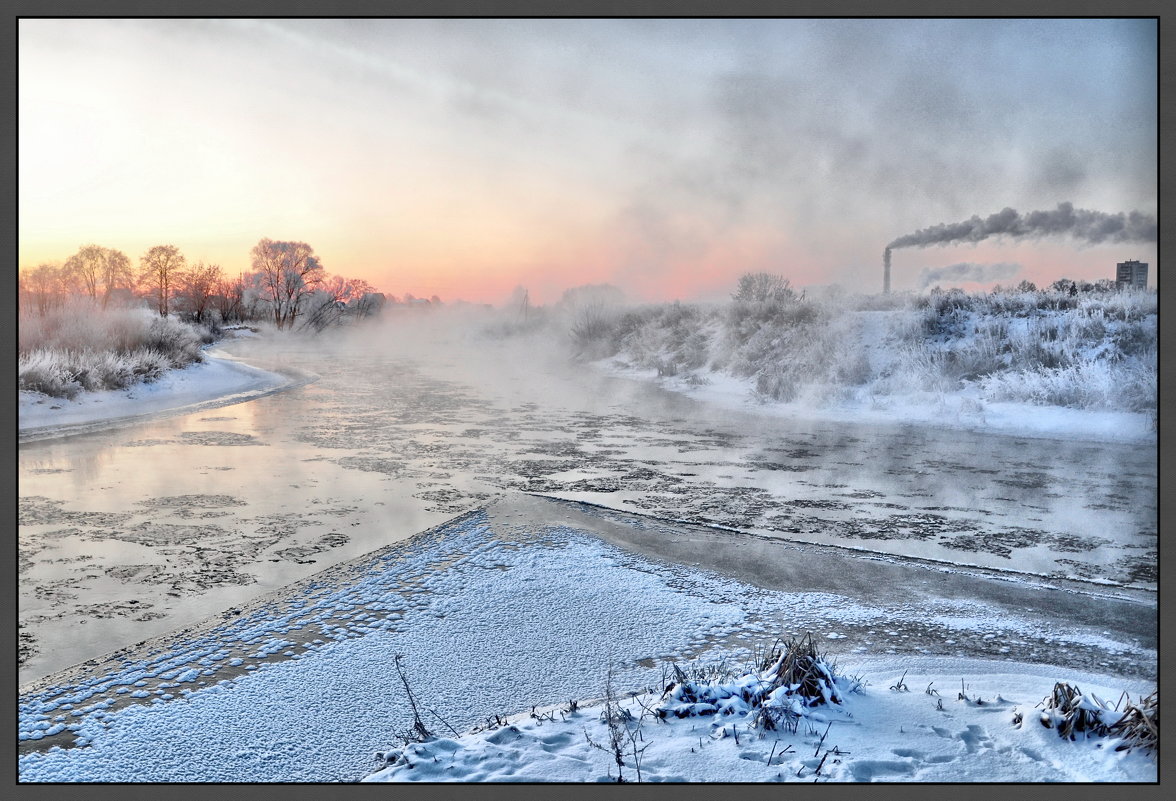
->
[881, 287, 1156, 411]
[144, 316, 205, 366]
[979, 358, 1156, 412]
[18, 303, 211, 397]
[495, 280, 1155, 416]
[18, 346, 178, 396]
[721, 298, 830, 394]
[569, 302, 618, 351]
[18, 349, 83, 399]
[131, 348, 172, 383]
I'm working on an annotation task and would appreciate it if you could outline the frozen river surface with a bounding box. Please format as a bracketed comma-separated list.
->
[18, 320, 1157, 686]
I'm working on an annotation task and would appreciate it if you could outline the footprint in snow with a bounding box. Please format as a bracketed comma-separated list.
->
[849, 760, 917, 781]
[957, 724, 993, 754]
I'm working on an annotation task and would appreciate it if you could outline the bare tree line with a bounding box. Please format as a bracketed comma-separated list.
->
[19, 238, 393, 329]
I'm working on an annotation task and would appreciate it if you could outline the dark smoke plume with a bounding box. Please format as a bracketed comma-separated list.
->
[888, 202, 1156, 251]
[916, 261, 1021, 289]
[882, 202, 1155, 292]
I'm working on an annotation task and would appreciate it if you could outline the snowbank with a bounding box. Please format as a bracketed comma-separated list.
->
[18, 349, 303, 440]
[600, 360, 1156, 445]
[365, 657, 1154, 783]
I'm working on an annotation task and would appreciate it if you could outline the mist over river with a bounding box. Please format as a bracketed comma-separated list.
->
[18, 315, 1156, 685]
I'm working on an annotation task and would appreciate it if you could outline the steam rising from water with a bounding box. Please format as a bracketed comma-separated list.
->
[916, 261, 1021, 289]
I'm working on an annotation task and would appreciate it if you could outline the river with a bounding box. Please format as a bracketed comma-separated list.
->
[18, 315, 1157, 686]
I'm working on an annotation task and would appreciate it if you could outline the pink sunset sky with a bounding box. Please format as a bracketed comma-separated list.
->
[19, 19, 1157, 304]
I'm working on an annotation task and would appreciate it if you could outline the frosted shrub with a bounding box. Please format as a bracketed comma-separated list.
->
[90, 350, 135, 390]
[18, 303, 212, 397]
[131, 348, 171, 382]
[539, 281, 1156, 416]
[144, 316, 205, 366]
[755, 366, 799, 402]
[569, 303, 617, 350]
[1109, 318, 1157, 358]
[1070, 309, 1107, 342]
[18, 349, 82, 399]
[1082, 291, 1156, 323]
[979, 359, 1155, 412]
[878, 286, 1155, 411]
[18, 346, 178, 396]
[835, 351, 872, 386]
[879, 348, 958, 394]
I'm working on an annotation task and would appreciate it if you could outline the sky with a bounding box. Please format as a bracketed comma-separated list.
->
[19, 19, 1158, 303]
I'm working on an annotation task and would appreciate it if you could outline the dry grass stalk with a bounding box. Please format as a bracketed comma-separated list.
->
[392, 654, 432, 743]
[1037, 681, 1116, 741]
[1111, 690, 1158, 757]
[759, 633, 843, 705]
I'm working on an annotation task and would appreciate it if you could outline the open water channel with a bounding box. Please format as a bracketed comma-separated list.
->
[18, 319, 1157, 687]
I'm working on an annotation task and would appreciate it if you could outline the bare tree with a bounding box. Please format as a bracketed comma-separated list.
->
[63, 244, 107, 302]
[20, 263, 64, 316]
[300, 275, 375, 331]
[139, 244, 187, 317]
[60, 245, 135, 306]
[177, 261, 223, 323]
[213, 274, 246, 323]
[99, 249, 134, 309]
[249, 238, 325, 328]
[353, 291, 387, 319]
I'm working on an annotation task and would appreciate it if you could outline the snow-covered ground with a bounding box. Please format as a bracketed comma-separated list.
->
[365, 657, 1154, 783]
[18, 347, 304, 440]
[600, 360, 1156, 445]
[18, 498, 1155, 782]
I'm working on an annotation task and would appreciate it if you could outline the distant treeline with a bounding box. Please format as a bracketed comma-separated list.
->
[17, 238, 438, 331]
[18, 237, 428, 398]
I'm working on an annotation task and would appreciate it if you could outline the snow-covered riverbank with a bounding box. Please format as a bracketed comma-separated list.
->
[601, 359, 1157, 446]
[566, 292, 1156, 447]
[18, 497, 1155, 782]
[18, 348, 303, 440]
[364, 656, 1155, 783]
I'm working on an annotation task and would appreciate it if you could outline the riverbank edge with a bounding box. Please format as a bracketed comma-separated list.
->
[17, 350, 316, 443]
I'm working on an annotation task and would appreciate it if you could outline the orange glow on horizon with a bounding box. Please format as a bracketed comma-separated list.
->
[20, 230, 1158, 307]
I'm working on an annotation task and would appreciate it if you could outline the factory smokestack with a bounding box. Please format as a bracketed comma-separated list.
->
[883, 202, 1156, 292]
